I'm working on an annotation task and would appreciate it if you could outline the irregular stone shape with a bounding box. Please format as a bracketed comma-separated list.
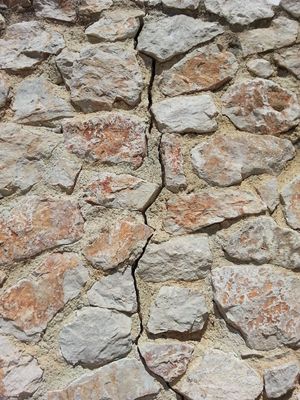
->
[174, 349, 263, 400]
[247, 58, 273, 78]
[78, 0, 113, 17]
[33, 0, 77, 22]
[0, 253, 88, 341]
[84, 172, 160, 211]
[147, 286, 208, 335]
[281, 175, 300, 230]
[0, 15, 5, 31]
[46, 154, 82, 194]
[87, 267, 137, 314]
[0, 21, 65, 72]
[56, 48, 78, 89]
[264, 362, 299, 398]
[3, 0, 31, 9]
[0, 336, 43, 399]
[70, 44, 143, 112]
[217, 216, 300, 270]
[222, 78, 300, 135]
[274, 46, 300, 79]
[47, 358, 160, 400]
[84, 219, 153, 270]
[137, 234, 212, 282]
[204, 0, 279, 25]
[160, 133, 186, 193]
[0, 77, 9, 108]
[59, 307, 132, 366]
[152, 95, 218, 134]
[85, 10, 143, 42]
[162, 0, 200, 9]
[254, 176, 279, 212]
[0, 197, 84, 266]
[212, 264, 300, 350]
[139, 342, 194, 382]
[0, 271, 6, 287]
[12, 77, 74, 126]
[158, 44, 238, 97]
[163, 188, 266, 234]
[281, 0, 300, 17]
[137, 15, 224, 62]
[239, 17, 298, 56]
[191, 133, 295, 186]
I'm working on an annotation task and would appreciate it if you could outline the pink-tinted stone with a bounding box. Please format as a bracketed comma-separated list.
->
[281, 175, 300, 230]
[33, 0, 77, 22]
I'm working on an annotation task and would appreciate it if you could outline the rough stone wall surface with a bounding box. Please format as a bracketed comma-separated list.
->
[0, 0, 299, 399]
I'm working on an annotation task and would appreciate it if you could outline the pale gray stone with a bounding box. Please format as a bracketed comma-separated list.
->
[152, 95, 218, 134]
[0, 14, 6, 30]
[162, 0, 200, 9]
[33, 0, 77, 22]
[274, 45, 300, 79]
[0, 77, 9, 108]
[59, 307, 132, 366]
[78, 0, 113, 17]
[281, 175, 300, 230]
[264, 362, 299, 398]
[56, 48, 78, 89]
[137, 15, 224, 62]
[254, 176, 279, 212]
[281, 0, 300, 17]
[247, 58, 273, 78]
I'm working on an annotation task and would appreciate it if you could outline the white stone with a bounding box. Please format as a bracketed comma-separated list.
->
[274, 45, 300, 79]
[33, 0, 77, 22]
[162, 0, 200, 9]
[78, 0, 113, 17]
[56, 48, 78, 89]
[247, 58, 273, 78]
[0, 77, 9, 108]
[264, 362, 299, 398]
[254, 176, 279, 212]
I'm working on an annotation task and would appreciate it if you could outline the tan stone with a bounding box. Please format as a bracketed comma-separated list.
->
[281, 175, 300, 230]
[254, 176, 279, 212]
[33, 0, 77, 22]
[78, 0, 112, 17]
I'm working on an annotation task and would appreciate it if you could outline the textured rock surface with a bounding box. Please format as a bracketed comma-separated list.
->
[33, 0, 77, 21]
[274, 45, 300, 79]
[264, 362, 299, 398]
[162, 0, 200, 8]
[254, 176, 279, 212]
[281, 175, 300, 230]
[247, 58, 273, 78]
[0, 77, 9, 108]
[281, 0, 300, 17]
[78, 0, 113, 17]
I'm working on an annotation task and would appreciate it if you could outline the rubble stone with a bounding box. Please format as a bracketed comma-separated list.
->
[247, 58, 273, 78]
[264, 362, 299, 398]
[281, 175, 300, 230]
[274, 45, 300, 79]
[33, 0, 77, 22]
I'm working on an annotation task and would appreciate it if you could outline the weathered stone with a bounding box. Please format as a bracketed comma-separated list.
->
[147, 286, 208, 335]
[70, 44, 143, 112]
[56, 48, 78, 89]
[174, 349, 263, 400]
[152, 95, 218, 134]
[222, 78, 300, 134]
[4, 0, 33, 8]
[137, 15, 224, 62]
[158, 44, 238, 97]
[84, 172, 160, 211]
[217, 216, 300, 270]
[264, 362, 299, 398]
[0, 21, 65, 72]
[281, 0, 300, 17]
[191, 133, 295, 186]
[0, 336, 43, 399]
[0, 271, 6, 287]
[78, 0, 113, 17]
[48, 358, 160, 400]
[164, 188, 266, 234]
[33, 0, 77, 22]
[254, 176, 279, 212]
[0, 253, 88, 341]
[87, 267, 137, 314]
[137, 234, 212, 282]
[160, 133, 186, 193]
[139, 342, 194, 382]
[212, 264, 300, 350]
[59, 307, 132, 366]
[84, 219, 153, 270]
[162, 0, 200, 9]
[239, 17, 298, 56]
[0, 77, 9, 108]
[281, 175, 300, 230]
[0, 14, 5, 30]
[274, 46, 300, 79]
[247, 58, 273, 78]
[0, 197, 84, 266]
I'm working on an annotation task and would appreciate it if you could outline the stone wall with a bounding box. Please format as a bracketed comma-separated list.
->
[0, 0, 299, 399]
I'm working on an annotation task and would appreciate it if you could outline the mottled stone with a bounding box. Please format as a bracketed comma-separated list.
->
[247, 58, 273, 78]
[2, 0, 31, 8]
[137, 15, 223, 62]
[0, 14, 5, 30]
[56, 48, 78, 89]
[164, 188, 266, 234]
[0, 197, 84, 266]
[222, 78, 300, 134]
[84, 219, 153, 270]
[47, 358, 160, 400]
[281, 175, 300, 230]
[212, 264, 300, 350]
[137, 234, 212, 282]
[281, 0, 300, 17]
[147, 286, 208, 335]
[63, 113, 147, 168]
[191, 133, 295, 186]
[0, 271, 6, 287]
[264, 362, 299, 398]
[174, 349, 263, 400]
[274, 46, 300, 79]
[33, 0, 77, 22]
[254, 176, 279, 212]
[0, 77, 9, 108]
[78, 0, 113, 17]
[162, 0, 200, 9]
[59, 307, 132, 366]
[139, 342, 194, 382]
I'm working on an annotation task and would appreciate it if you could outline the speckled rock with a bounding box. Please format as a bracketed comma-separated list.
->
[78, 0, 113, 17]
[247, 58, 273, 78]
[56, 48, 78, 89]
[281, 0, 300, 17]
[254, 176, 279, 212]
[281, 175, 300, 230]
[162, 0, 200, 8]
[0, 77, 9, 107]
[33, 0, 77, 22]
[274, 45, 300, 79]
[264, 362, 299, 398]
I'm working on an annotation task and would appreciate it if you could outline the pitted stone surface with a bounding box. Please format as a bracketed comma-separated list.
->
[56, 48, 78, 89]
[0, 77, 9, 108]
[264, 362, 299, 398]
[274, 46, 300, 80]
[78, 0, 113, 17]
[281, 0, 300, 17]
[281, 175, 300, 230]
[33, 0, 77, 22]
[247, 58, 273, 78]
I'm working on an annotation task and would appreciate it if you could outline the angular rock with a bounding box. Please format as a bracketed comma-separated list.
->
[84, 172, 160, 211]
[164, 188, 266, 234]
[212, 264, 300, 350]
[78, 0, 113, 17]
[281, 0, 300, 17]
[70, 44, 143, 112]
[87, 267, 137, 314]
[222, 78, 300, 135]
[139, 342, 194, 382]
[158, 44, 238, 97]
[162, 0, 200, 9]
[239, 17, 298, 56]
[152, 95, 218, 134]
[160, 133, 186, 193]
[281, 175, 300, 230]
[264, 362, 299, 398]
[0, 21, 65, 72]
[174, 349, 263, 400]
[147, 286, 208, 335]
[84, 219, 153, 270]
[56, 48, 78, 89]
[0, 271, 6, 287]
[137, 15, 224, 62]
[247, 58, 273, 78]
[0, 14, 5, 30]
[0, 197, 84, 266]
[191, 133, 295, 186]
[274, 46, 300, 79]
[137, 234, 212, 282]
[254, 176, 279, 212]
[3, 0, 31, 8]
[217, 216, 300, 270]
[59, 307, 132, 366]
[48, 358, 160, 400]
[33, 0, 77, 22]
[0, 253, 88, 341]
[0, 77, 9, 108]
